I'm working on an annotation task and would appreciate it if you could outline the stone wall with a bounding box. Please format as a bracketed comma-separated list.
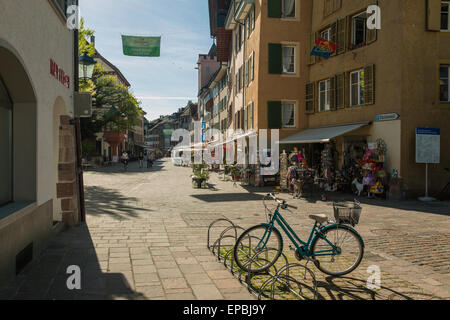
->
[56, 115, 79, 226]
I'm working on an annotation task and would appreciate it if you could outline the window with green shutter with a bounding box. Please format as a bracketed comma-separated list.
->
[305, 82, 315, 114]
[268, 0, 282, 18]
[268, 101, 282, 129]
[249, 102, 254, 129]
[268, 43, 283, 74]
[364, 64, 375, 105]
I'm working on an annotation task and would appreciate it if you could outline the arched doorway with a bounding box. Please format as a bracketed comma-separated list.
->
[0, 42, 37, 205]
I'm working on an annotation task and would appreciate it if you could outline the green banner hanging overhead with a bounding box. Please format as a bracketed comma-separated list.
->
[122, 35, 161, 57]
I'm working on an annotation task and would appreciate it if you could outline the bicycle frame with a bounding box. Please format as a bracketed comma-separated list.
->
[258, 209, 341, 258]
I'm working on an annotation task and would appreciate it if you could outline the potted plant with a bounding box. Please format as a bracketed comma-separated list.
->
[191, 163, 209, 188]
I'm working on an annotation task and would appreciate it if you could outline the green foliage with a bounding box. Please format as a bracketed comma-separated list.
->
[77, 18, 142, 135]
[191, 163, 209, 180]
[82, 139, 96, 159]
[79, 18, 95, 56]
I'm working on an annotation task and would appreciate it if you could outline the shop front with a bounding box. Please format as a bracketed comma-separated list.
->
[279, 121, 401, 199]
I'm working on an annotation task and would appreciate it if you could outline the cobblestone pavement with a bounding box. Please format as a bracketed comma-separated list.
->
[1, 159, 449, 300]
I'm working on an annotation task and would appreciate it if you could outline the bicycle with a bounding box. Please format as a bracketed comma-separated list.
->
[233, 193, 365, 277]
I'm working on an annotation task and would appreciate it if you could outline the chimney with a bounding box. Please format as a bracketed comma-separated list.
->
[90, 36, 96, 47]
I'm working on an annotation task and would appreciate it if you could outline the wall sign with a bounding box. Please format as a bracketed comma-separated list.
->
[375, 113, 400, 122]
[416, 128, 440, 164]
[50, 59, 70, 89]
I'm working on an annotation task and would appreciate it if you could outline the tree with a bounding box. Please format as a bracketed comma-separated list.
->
[78, 18, 142, 137]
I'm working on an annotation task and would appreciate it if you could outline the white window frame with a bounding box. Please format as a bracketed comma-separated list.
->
[320, 28, 331, 41]
[442, 1, 450, 32]
[318, 79, 331, 112]
[282, 45, 296, 74]
[351, 12, 367, 46]
[282, 101, 297, 128]
[350, 69, 365, 107]
[440, 65, 450, 102]
[282, 0, 297, 19]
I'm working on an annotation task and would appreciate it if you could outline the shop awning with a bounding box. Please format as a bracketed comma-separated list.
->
[278, 122, 370, 144]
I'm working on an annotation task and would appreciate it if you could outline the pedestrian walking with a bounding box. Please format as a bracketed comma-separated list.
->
[121, 151, 129, 171]
[138, 152, 144, 168]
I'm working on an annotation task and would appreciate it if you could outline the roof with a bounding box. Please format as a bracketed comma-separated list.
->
[93, 51, 131, 87]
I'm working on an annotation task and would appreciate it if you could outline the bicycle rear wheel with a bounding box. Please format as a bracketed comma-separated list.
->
[311, 225, 364, 277]
[233, 225, 283, 274]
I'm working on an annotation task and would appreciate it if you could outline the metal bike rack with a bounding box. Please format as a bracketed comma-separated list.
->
[207, 219, 318, 300]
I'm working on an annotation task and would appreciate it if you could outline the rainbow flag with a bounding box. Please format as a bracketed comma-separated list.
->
[311, 37, 339, 59]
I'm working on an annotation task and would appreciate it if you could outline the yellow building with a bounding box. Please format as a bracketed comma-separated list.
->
[280, 0, 449, 197]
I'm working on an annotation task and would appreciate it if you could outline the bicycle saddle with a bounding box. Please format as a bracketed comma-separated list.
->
[309, 214, 328, 224]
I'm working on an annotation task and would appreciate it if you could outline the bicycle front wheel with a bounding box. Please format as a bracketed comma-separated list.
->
[311, 225, 364, 277]
[233, 225, 283, 274]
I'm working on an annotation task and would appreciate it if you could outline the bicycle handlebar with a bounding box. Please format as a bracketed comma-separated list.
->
[266, 193, 298, 210]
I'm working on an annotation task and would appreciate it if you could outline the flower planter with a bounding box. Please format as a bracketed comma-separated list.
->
[103, 131, 126, 157]
[192, 177, 206, 189]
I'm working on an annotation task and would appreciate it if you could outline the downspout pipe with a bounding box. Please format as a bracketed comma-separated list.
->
[73, 0, 86, 223]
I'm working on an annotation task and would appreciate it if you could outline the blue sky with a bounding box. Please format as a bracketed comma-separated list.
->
[80, 0, 212, 121]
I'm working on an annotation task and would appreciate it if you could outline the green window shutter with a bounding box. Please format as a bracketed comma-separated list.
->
[268, 43, 282, 74]
[336, 17, 348, 55]
[305, 82, 315, 114]
[427, 0, 441, 31]
[336, 73, 345, 109]
[268, 0, 282, 18]
[268, 101, 282, 129]
[364, 64, 376, 105]
[330, 76, 337, 110]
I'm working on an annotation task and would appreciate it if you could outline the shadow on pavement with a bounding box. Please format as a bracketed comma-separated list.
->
[85, 186, 153, 220]
[315, 276, 441, 300]
[0, 223, 145, 300]
[85, 160, 166, 175]
[191, 193, 266, 203]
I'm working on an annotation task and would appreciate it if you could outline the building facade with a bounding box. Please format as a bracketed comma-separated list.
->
[202, 0, 449, 195]
[0, 0, 79, 286]
[288, 0, 449, 197]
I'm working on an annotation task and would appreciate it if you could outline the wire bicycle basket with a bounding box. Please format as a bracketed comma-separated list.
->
[333, 200, 362, 226]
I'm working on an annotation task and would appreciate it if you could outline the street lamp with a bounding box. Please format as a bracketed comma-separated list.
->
[78, 51, 96, 81]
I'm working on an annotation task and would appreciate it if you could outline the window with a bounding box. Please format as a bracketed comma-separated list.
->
[350, 69, 365, 106]
[320, 28, 331, 41]
[0, 77, 13, 206]
[244, 106, 248, 130]
[249, 102, 254, 129]
[251, 6, 256, 31]
[282, 0, 296, 18]
[282, 45, 296, 74]
[250, 52, 255, 82]
[246, 16, 250, 39]
[245, 60, 249, 86]
[351, 12, 367, 47]
[442, 2, 450, 31]
[440, 65, 450, 102]
[282, 102, 296, 128]
[319, 79, 331, 112]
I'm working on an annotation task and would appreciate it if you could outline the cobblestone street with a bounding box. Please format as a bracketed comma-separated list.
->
[1, 159, 449, 300]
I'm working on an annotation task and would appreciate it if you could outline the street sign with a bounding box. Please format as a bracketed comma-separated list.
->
[375, 113, 400, 122]
[416, 128, 440, 164]
[416, 127, 440, 202]
[202, 122, 207, 143]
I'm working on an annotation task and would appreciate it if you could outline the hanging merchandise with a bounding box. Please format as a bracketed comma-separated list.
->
[280, 151, 288, 190]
